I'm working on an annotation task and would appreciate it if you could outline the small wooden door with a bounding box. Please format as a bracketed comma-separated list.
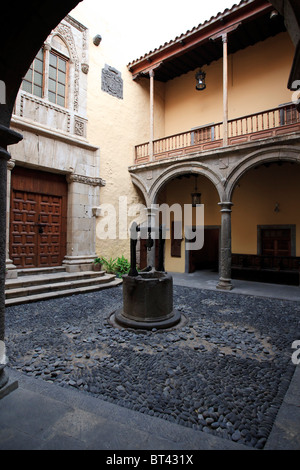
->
[10, 167, 67, 269]
[261, 228, 291, 257]
[189, 228, 219, 273]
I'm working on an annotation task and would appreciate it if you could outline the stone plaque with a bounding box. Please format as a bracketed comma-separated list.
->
[101, 64, 123, 99]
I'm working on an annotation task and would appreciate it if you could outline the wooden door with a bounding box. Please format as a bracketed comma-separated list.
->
[10, 190, 39, 268]
[10, 167, 67, 269]
[189, 228, 219, 273]
[261, 228, 291, 257]
[38, 193, 64, 267]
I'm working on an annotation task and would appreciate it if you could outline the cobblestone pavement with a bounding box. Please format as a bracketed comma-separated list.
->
[5, 284, 300, 449]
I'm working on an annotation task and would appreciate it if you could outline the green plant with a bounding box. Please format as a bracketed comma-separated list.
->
[99, 255, 131, 277]
[115, 255, 130, 276]
[99, 256, 117, 274]
[94, 257, 102, 264]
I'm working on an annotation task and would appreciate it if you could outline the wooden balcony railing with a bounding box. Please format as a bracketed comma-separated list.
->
[135, 104, 300, 164]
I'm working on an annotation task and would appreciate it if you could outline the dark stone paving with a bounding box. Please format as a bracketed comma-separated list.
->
[5, 285, 300, 450]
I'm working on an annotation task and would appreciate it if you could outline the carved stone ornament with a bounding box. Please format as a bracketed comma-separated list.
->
[67, 173, 106, 187]
[81, 63, 89, 74]
[74, 118, 85, 137]
[101, 64, 123, 99]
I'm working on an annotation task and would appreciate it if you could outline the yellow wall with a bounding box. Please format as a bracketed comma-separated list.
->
[232, 163, 300, 255]
[72, 6, 166, 262]
[164, 33, 294, 136]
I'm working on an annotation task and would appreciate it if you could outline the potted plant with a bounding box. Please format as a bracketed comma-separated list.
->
[93, 257, 103, 271]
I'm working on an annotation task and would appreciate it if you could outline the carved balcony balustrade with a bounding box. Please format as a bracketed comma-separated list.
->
[135, 103, 300, 164]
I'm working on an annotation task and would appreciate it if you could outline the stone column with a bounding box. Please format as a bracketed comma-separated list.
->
[146, 206, 158, 268]
[42, 43, 51, 100]
[217, 201, 233, 291]
[149, 69, 155, 162]
[222, 32, 228, 147]
[63, 173, 105, 272]
[5, 159, 17, 279]
[0, 125, 22, 397]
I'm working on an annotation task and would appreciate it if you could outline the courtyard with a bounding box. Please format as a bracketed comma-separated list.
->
[3, 277, 300, 450]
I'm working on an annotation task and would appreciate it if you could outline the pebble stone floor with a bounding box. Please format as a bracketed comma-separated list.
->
[5, 284, 300, 449]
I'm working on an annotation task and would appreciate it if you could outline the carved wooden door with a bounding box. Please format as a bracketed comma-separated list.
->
[38, 194, 64, 267]
[10, 167, 67, 269]
[10, 191, 65, 268]
[10, 190, 39, 268]
[261, 228, 291, 257]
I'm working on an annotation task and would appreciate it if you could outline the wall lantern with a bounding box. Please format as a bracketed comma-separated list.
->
[195, 70, 206, 91]
[274, 202, 280, 214]
[191, 176, 201, 206]
[93, 34, 102, 46]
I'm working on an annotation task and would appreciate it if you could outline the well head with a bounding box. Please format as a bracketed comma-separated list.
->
[114, 270, 181, 330]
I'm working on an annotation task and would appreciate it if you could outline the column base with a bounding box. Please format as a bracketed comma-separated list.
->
[0, 368, 18, 400]
[5, 259, 18, 279]
[216, 277, 233, 291]
[63, 255, 96, 273]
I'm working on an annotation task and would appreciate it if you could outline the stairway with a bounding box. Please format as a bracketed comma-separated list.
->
[5, 267, 122, 306]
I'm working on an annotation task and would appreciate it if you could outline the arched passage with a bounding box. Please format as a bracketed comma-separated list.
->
[226, 146, 300, 201]
[134, 163, 223, 274]
[228, 148, 300, 285]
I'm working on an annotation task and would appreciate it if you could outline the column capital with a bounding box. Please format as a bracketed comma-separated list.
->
[0, 125, 22, 148]
[222, 32, 228, 43]
[147, 205, 159, 216]
[218, 201, 233, 212]
[43, 42, 52, 51]
[7, 159, 15, 171]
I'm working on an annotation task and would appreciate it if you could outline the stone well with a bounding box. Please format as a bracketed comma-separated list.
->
[114, 270, 181, 330]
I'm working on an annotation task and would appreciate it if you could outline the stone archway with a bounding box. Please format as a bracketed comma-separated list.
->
[226, 146, 300, 285]
[147, 162, 225, 205]
[1, 0, 300, 396]
[0, 0, 82, 395]
[225, 145, 300, 201]
[130, 161, 227, 281]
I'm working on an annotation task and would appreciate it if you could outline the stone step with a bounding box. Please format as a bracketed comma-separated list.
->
[16, 266, 67, 277]
[5, 270, 107, 290]
[5, 277, 122, 306]
[5, 273, 116, 299]
[5, 267, 122, 306]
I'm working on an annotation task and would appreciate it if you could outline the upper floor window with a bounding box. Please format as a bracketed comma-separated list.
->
[21, 36, 69, 108]
[22, 48, 44, 98]
[49, 52, 68, 107]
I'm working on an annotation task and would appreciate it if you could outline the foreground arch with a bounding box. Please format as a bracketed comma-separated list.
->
[0, 0, 82, 396]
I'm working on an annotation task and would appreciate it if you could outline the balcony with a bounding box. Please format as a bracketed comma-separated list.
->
[135, 103, 300, 165]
